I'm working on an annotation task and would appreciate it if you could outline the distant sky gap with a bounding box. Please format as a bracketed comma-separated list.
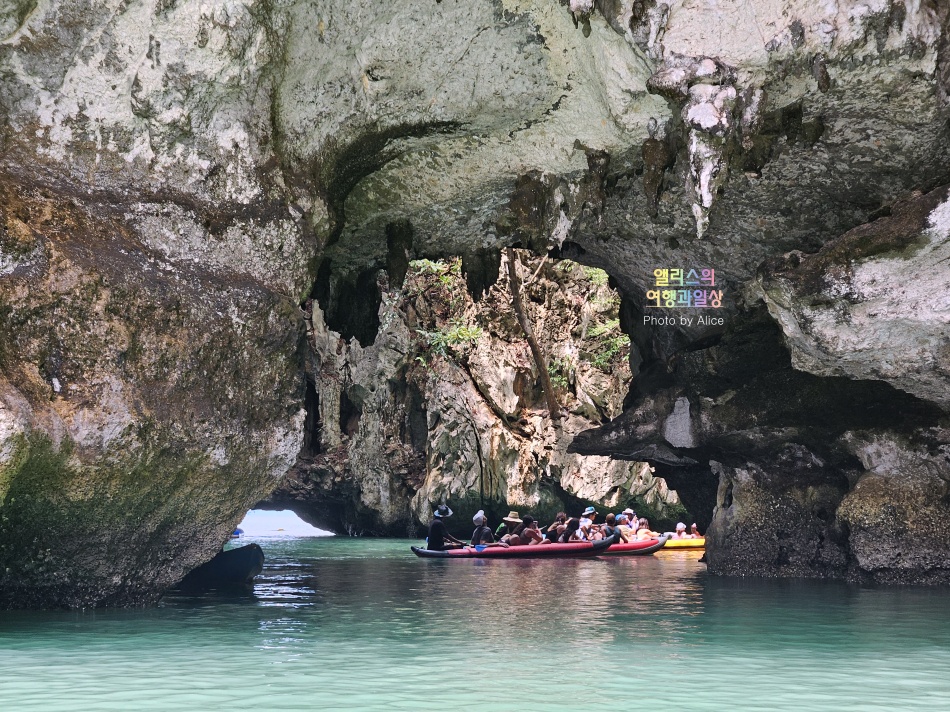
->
[237, 509, 333, 537]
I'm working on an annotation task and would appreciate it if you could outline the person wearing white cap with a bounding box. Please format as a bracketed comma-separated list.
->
[672, 522, 690, 539]
[470, 510, 509, 549]
[622, 508, 639, 531]
[471, 510, 494, 546]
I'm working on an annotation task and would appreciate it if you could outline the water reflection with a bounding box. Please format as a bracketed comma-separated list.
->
[3, 539, 950, 711]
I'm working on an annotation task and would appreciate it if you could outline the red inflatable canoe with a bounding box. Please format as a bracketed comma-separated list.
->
[598, 535, 669, 556]
[411, 534, 616, 558]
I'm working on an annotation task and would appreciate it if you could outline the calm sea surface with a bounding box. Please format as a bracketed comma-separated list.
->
[2, 537, 949, 711]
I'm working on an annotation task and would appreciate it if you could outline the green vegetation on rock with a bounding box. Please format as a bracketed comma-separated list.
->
[547, 357, 573, 392]
[421, 318, 483, 358]
[582, 266, 609, 287]
[586, 319, 631, 370]
[583, 313, 631, 373]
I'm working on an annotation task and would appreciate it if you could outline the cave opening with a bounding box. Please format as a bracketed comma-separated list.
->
[302, 377, 321, 457]
[656, 464, 719, 533]
[285, 239, 719, 537]
[312, 259, 382, 347]
[339, 389, 362, 438]
[236, 509, 332, 538]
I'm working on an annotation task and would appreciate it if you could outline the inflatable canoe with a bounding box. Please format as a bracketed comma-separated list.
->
[598, 535, 669, 555]
[411, 534, 617, 558]
[662, 537, 705, 550]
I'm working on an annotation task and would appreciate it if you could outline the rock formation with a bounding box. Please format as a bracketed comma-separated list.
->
[264, 253, 685, 536]
[0, 0, 949, 605]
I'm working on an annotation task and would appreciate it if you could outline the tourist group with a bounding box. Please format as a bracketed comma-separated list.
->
[426, 504, 702, 552]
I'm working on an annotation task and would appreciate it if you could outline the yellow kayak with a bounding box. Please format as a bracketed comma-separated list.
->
[662, 537, 705, 550]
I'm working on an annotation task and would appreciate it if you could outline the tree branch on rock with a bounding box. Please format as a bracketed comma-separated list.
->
[505, 248, 561, 419]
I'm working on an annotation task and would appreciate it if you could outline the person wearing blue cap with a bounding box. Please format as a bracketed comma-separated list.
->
[426, 504, 465, 551]
[616, 514, 635, 542]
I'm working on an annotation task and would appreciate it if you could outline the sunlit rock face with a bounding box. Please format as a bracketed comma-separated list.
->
[263, 254, 686, 537]
[758, 185, 950, 412]
[1, 0, 950, 605]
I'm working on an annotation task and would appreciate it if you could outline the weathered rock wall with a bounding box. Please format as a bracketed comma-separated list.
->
[758, 185, 950, 411]
[573, 184, 950, 583]
[0, 176, 305, 607]
[0, 1, 317, 606]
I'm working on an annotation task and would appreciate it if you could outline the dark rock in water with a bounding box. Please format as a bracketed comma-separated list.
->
[178, 545, 265, 588]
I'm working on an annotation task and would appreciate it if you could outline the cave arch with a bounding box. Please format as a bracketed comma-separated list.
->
[263, 248, 701, 538]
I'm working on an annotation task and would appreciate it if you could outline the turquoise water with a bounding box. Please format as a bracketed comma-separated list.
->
[2, 537, 949, 711]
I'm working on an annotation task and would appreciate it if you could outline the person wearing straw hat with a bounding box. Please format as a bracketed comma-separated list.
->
[426, 504, 465, 551]
[494, 510, 522, 542]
